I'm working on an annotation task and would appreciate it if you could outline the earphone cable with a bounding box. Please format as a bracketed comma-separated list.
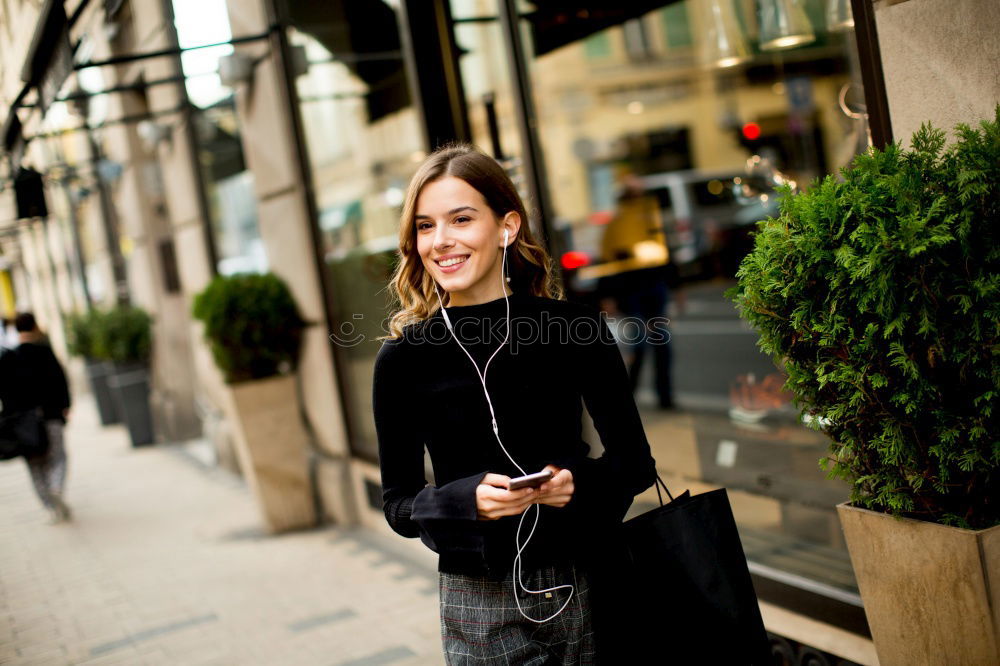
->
[433, 231, 574, 623]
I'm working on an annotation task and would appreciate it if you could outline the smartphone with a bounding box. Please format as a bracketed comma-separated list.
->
[508, 470, 553, 491]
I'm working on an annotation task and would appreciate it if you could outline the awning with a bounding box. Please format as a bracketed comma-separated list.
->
[527, 0, 680, 57]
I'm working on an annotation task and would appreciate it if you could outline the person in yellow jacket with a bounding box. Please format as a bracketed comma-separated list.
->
[598, 173, 676, 409]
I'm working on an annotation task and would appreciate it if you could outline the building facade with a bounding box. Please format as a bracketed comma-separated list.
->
[2, 0, 997, 663]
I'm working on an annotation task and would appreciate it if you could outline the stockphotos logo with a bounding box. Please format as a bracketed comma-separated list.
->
[328, 311, 670, 352]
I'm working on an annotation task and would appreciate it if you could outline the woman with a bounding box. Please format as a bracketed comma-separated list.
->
[373, 144, 657, 664]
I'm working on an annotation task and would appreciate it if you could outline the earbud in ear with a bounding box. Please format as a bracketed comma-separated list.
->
[504, 229, 510, 246]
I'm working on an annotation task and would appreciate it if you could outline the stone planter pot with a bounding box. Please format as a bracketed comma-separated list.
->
[107, 366, 154, 447]
[837, 503, 1000, 665]
[85, 359, 121, 425]
[225, 373, 316, 533]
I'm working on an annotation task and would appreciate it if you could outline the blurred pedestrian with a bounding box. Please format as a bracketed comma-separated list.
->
[373, 144, 657, 664]
[0, 312, 72, 523]
[599, 172, 676, 409]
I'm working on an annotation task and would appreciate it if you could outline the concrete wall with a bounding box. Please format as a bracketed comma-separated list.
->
[875, 0, 1000, 143]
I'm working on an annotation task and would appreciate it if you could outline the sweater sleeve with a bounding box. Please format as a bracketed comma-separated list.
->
[373, 337, 487, 553]
[552, 307, 657, 524]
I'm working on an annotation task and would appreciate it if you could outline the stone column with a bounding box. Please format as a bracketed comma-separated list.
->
[874, 0, 1000, 142]
[93, 0, 204, 442]
[221, 0, 357, 526]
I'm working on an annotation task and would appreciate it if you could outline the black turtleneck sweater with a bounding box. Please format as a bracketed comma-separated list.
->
[372, 290, 657, 579]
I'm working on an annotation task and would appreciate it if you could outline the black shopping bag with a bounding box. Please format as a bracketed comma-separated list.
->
[0, 408, 50, 460]
[613, 476, 771, 664]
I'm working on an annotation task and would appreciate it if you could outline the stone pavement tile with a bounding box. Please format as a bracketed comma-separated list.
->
[72, 618, 128, 642]
[13, 642, 69, 662]
[335, 645, 418, 666]
[73, 623, 129, 651]
[181, 656, 238, 666]
[28, 653, 73, 666]
[287, 607, 357, 632]
[13, 617, 64, 637]
[135, 647, 172, 666]
[407, 656, 441, 666]
[72, 647, 151, 666]
[157, 642, 233, 665]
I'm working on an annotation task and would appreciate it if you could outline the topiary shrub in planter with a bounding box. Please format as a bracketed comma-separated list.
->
[191, 272, 306, 384]
[727, 108, 999, 665]
[65, 309, 121, 426]
[91, 306, 154, 446]
[65, 311, 97, 360]
[191, 272, 316, 533]
[92, 306, 152, 367]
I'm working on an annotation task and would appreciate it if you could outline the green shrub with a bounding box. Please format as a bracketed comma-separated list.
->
[65, 310, 102, 359]
[727, 107, 1000, 529]
[92, 306, 152, 364]
[191, 272, 307, 383]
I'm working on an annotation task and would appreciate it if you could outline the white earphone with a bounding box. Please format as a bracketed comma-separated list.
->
[433, 226, 574, 623]
[503, 229, 511, 282]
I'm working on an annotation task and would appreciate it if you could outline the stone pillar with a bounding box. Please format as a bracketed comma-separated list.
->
[94, 0, 204, 442]
[223, 0, 357, 526]
[874, 0, 1000, 142]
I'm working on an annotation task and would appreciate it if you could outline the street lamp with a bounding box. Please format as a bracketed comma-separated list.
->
[702, 0, 751, 68]
[825, 0, 854, 31]
[758, 0, 816, 50]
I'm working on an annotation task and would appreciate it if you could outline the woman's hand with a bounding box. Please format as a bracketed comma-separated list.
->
[532, 464, 574, 508]
[476, 474, 537, 520]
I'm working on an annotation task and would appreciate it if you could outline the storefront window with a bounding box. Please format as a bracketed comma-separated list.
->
[196, 104, 265, 275]
[285, 1, 424, 463]
[451, 0, 870, 608]
[173, 0, 265, 276]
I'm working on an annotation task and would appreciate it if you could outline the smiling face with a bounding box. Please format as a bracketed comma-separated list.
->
[415, 176, 519, 307]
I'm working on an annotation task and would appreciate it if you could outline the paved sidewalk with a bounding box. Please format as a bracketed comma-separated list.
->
[0, 395, 442, 665]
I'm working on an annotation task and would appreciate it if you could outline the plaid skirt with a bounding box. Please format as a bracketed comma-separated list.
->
[439, 562, 596, 665]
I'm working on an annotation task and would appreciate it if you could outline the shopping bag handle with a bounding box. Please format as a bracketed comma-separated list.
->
[653, 473, 675, 506]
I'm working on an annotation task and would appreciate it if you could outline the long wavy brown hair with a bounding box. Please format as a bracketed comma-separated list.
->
[379, 143, 563, 341]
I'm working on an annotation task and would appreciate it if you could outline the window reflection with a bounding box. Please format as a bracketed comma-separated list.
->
[453, 0, 868, 597]
[173, 0, 264, 275]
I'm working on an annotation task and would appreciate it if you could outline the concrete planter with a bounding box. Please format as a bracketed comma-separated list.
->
[225, 373, 316, 534]
[107, 366, 154, 447]
[85, 359, 121, 425]
[837, 503, 1000, 665]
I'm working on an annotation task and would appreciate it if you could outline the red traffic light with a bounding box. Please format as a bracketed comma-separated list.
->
[741, 122, 761, 141]
[561, 251, 591, 270]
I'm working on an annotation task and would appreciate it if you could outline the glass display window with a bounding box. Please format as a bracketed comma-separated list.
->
[450, 0, 871, 613]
